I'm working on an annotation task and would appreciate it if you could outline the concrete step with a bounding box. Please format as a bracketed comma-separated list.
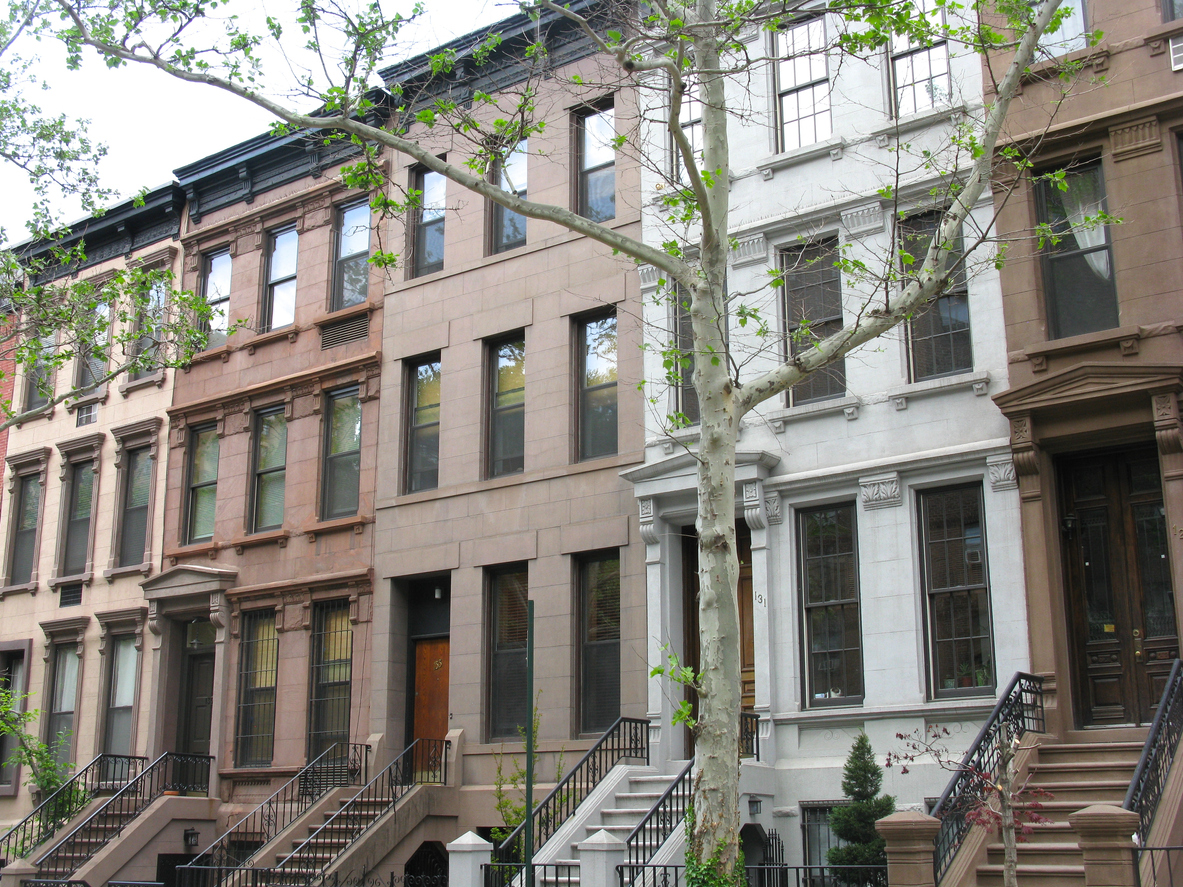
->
[977, 863, 1085, 887]
[1036, 742, 1145, 766]
[610, 792, 665, 810]
[1014, 801, 1115, 823]
[1028, 761, 1137, 783]
[1030, 780, 1130, 802]
[986, 842, 1083, 867]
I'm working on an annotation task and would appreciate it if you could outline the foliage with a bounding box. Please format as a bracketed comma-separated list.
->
[0, 687, 75, 801]
[490, 698, 565, 858]
[649, 644, 701, 730]
[827, 734, 894, 877]
[684, 804, 745, 887]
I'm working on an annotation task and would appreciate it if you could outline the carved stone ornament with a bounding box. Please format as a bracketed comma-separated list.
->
[743, 480, 768, 530]
[1110, 116, 1162, 162]
[1010, 414, 1041, 478]
[986, 455, 1019, 492]
[860, 472, 902, 509]
[765, 496, 783, 525]
[1154, 393, 1183, 455]
[729, 234, 768, 268]
[639, 498, 660, 546]
[210, 591, 230, 643]
[842, 205, 884, 238]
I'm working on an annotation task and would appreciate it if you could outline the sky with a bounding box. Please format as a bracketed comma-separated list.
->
[0, 0, 516, 244]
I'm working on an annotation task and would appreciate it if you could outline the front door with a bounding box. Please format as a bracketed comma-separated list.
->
[1060, 447, 1178, 726]
[411, 636, 450, 742]
[181, 652, 215, 755]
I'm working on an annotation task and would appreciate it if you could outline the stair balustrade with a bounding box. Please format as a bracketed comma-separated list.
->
[0, 754, 147, 868]
[624, 759, 693, 870]
[739, 713, 759, 760]
[616, 863, 886, 887]
[1125, 658, 1183, 845]
[930, 672, 1045, 883]
[36, 752, 213, 880]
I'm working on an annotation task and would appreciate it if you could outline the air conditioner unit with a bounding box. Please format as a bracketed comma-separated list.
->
[1170, 34, 1183, 71]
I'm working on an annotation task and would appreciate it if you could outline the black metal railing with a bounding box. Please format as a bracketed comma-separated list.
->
[930, 671, 1045, 883]
[37, 752, 213, 879]
[1137, 845, 1183, 887]
[626, 759, 693, 867]
[177, 867, 321, 887]
[109, 882, 165, 887]
[491, 716, 649, 870]
[22, 879, 90, 887]
[740, 712, 760, 760]
[0, 753, 146, 868]
[617, 863, 886, 887]
[1126, 659, 1183, 845]
[184, 742, 369, 873]
[484, 862, 579, 887]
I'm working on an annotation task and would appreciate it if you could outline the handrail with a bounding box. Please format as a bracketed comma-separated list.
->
[740, 712, 760, 760]
[275, 738, 448, 876]
[0, 754, 146, 867]
[37, 752, 213, 879]
[930, 672, 1045, 884]
[184, 742, 369, 872]
[493, 716, 649, 866]
[615, 863, 886, 887]
[625, 758, 694, 867]
[1125, 658, 1183, 844]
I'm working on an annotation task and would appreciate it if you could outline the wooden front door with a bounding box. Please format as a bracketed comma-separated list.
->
[181, 652, 215, 755]
[1061, 447, 1178, 726]
[412, 637, 449, 742]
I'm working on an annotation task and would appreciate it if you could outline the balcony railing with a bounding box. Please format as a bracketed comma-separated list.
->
[1125, 659, 1183, 845]
[740, 712, 760, 760]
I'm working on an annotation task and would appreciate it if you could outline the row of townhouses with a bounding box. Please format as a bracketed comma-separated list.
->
[0, 0, 1181, 883]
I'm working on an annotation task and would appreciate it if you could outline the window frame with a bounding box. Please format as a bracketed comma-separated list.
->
[39, 619, 87, 767]
[0, 640, 31, 796]
[251, 407, 288, 533]
[674, 293, 700, 426]
[491, 141, 528, 254]
[53, 433, 104, 587]
[412, 167, 446, 278]
[577, 550, 621, 735]
[4, 448, 49, 590]
[93, 608, 146, 765]
[100, 633, 140, 758]
[775, 17, 832, 152]
[23, 334, 56, 415]
[487, 563, 529, 741]
[185, 424, 220, 545]
[672, 81, 703, 181]
[576, 311, 618, 461]
[201, 248, 232, 351]
[307, 598, 353, 760]
[236, 607, 280, 767]
[263, 226, 299, 333]
[321, 387, 362, 520]
[127, 279, 167, 384]
[889, 0, 951, 118]
[487, 334, 526, 479]
[576, 102, 616, 223]
[108, 418, 161, 577]
[781, 239, 845, 406]
[332, 201, 371, 312]
[72, 299, 110, 408]
[899, 211, 973, 382]
[406, 355, 442, 494]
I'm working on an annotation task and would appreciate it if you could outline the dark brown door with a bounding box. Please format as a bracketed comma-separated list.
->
[412, 637, 449, 742]
[180, 652, 215, 755]
[1061, 447, 1178, 726]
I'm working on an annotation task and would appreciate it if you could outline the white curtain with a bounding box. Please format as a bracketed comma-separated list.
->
[1060, 170, 1111, 280]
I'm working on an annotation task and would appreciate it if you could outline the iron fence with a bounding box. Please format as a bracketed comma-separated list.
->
[1126, 659, 1183, 844]
[484, 862, 579, 887]
[1138, 846, 1183, 887]
[626, 759, 693, 867]
[616, 863, 886, 887]
[740, 712, 760, 760]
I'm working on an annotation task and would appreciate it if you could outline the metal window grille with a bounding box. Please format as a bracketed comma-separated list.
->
[777, 19, 831, 151]
[237, 610, 279, 766]
[802, 805, 848, 886]
[782, 240, 845, 405]
[308, 600, 352, 760]
[799, 504, 863, 705]
[900, 212, 972, 381]
[319, 313, 370, 349]
[59, 585, 83, 607]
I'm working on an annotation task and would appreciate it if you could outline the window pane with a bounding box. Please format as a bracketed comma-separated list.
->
[269, 279, 296, 329]
[337, 255, 369, 309]
[270, 229, 299, 282]
[490, 567, 529, 739]
[339, 204, 370, 258]
[491, 339, 525, 477]
[327, 454, 360, 516]
[256, 473, 286, 530]
[580, 315, 617, 461]
[778, 20, 831, 151]
[800, 505, 862, 703]
[582, 109, 616, 169]
[11, 475, 41, 585]
[257, 412, 287, 471]
[190, 487, 217, 541]
[784, 240, 845, 404]
[119, 448, 151, 567]
[64, 462, 94, 575]
[409, 360, 441, 493]
[582, 167, 616, 224]
[205, 252, 232, 303]
[496, 340, 525, 406]
[329, 393, 362, 455]
[191, 428, 220, 485]
[109, 635, 138, 708]
[582, 553, 620, 733]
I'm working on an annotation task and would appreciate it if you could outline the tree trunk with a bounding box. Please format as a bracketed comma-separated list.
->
[997, 724, 1018, 887]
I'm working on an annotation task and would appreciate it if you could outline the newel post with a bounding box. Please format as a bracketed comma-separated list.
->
[876, 811, 941, 887]
[1069, 804, 1139, 887]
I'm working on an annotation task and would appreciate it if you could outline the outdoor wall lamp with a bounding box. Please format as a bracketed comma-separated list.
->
[1061, 513, 1077, 535]
[184, 828, 200, 850]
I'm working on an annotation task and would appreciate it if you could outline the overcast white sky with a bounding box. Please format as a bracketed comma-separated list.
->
[0, 0, 515, 244]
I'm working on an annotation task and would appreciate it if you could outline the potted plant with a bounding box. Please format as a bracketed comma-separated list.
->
[957, 662, 974, 688]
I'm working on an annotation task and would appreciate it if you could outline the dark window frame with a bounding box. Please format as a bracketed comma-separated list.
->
[236, 608, 279, 767]
[53, 434, 103, 585]
[889, 0, 951, 118]
[411, 167, 446, 278]
[263, 226, 299, 333]
[100, 632, 140, 758]
[251, 407, 288, 533]
[308, 598, 353, 760]
[899, 211, 973, 382]
[406, 355, 442, 494]
[109, 418, 161, 575]
[4, 449, 48, 589]
[576, 311, 618, 461]
[491, 141, 528, 254]
[487, 334, 526, 479]
[201, 249, 232, 351]
[24, 334, 56, 414]
[322, 387, 362, 520]
[332, 201, 371, 312]
[487, 563, 529, 741]
[0, 640, 31, 795]
[185, 424, 220, 544]
[781, 239, 845, 406]
[577, 550, 621, 735]
[44, 638, 82, 765]
[575, 102, 616, 223]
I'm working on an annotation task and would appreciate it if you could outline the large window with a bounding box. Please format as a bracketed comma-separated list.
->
[202, 250, 232, 350]
[407, 357, 441, 493]
[103, 635, 138, 756]
[236, 609, 279, 766]
[1036, 160, 1118, 339]
[187, 425, 219, 544]
[413, 169, 446, 277]
[489, 565, 528, 740]
[802, 805, 847, 878]
[309, 600, 352, 759]
[24, 334, 55, 412]
[891, 0, 950, 117]
[580, 552, 620, 734]
[1040, 0, 1089, 54]
[675, 294, 700, 425]
[333, 202, 370, 311]
[783, 240, 845, 405]
[118, 446, 152, 568]
[921, 485, 994, 696]
[76, 301, 109, 394]
[492, 142, 528, 254]
[0, 649, 26, 790]
[777, 19, 831, 151]
[323, 389, 361, 519]
[900, 212, 972, 380]
[489, 336, 525, 478]
[61, 461, 95, 577]
[673, 83, 703, 180]
[578, 313, 618, 460]
[265, 227, 298, 331]
[799, 503, 862, 706]
[48, 645, 79, 764]
[577, 105, 616, 223]
[252, 409, 287, 532]
[9, 473, 42, 586]
[129, 281, 166, 381]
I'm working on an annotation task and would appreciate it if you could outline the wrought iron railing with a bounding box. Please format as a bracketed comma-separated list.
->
[1126, 659, 1183, 845]
[184, 742, 369, 873]
[0, 753, 146, 868]
[626, 759, 693, 867]
[930, 672, 1045, 883]
[1136, 845, 1183, 887]
[491, 716, 649, 870]
[37, 752, 213, 879]
[617, 863, 885, 887]
[21, 879, 91, 887]
[484, 862, 579, 887]
[740, 712, 760, 760]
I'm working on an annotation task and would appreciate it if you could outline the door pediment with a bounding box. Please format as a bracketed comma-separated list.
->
[994, 363, 1183, 416]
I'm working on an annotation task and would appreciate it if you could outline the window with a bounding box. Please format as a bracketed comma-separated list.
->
[900, 212, 972, 380]
[236, 609, 279, 766]
[76, 301, 109, 394]
[579, 552, 620, 734]
[489, 565, 528, 740]
[413, 169, 446, 277]
[76, 404, 96, 428]
[48, 644, 79, 763]
[1041, 0, 1089, 54]
[492, 142, 528, 254]
[103, 635, 138, 756]
[187, 425, 219, 543]
[782, 240, 845, 405]
[488, 336, 525, 478]
[577, 105, 616, 222]
[673, 83, 703, 180]
[61, 461, 95, 577]
[265, 227, 298, 331]
[891, 0, 950, 117]
[802, 805, 847, 881]
[309, 600, 352, 759]
[252, 409, 287, 532]
[921, 485, 994, 696]
[1036, 160, 1118, 339]
[8, 473, 42, 586]
[129, 281, 166, 381]
[675, 294, 700, 425]
[24, 334, 55, 412]
[777, 19, 831, 151]
[323, 389, 361, 519]
[0, 648, 27, 791]
[202, 250, 232, 350]
[407, 357, 441, 493]
[578, 313, 618, 460]
[334, 202, 370, 311]
[118, 447, 152, 568]
[799, 503, 862, 706]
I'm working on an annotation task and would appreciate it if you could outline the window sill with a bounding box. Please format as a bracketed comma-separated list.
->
[870, 104, 967, 142]
[219, 765, 300, 779]
[48, 572, 93, 589]
[883, 370, 991, 409]
[313, 302, 377, 330]
[165, 541, 222, 565]
[756, 137, 847, 180]
[119, 371, 165, 397]
[773, 696, 997, 726]
[305, 514, 372, 541]
[1022, 323, 1158, 366]
[0, 582, 37, 599]
[230, 529, 290, 554]
[16, 404, 54, 426]
[67, 385, 108, 412]
[189, 343, 233, 367]
[247, 325, 299, 354]
[766, 395, 862, 433]
[103, 563, 152, 581]
[1015, 45, 1110, 90]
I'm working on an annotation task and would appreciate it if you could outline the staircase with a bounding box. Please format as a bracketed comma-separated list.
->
[973, 740, 1144, 887]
